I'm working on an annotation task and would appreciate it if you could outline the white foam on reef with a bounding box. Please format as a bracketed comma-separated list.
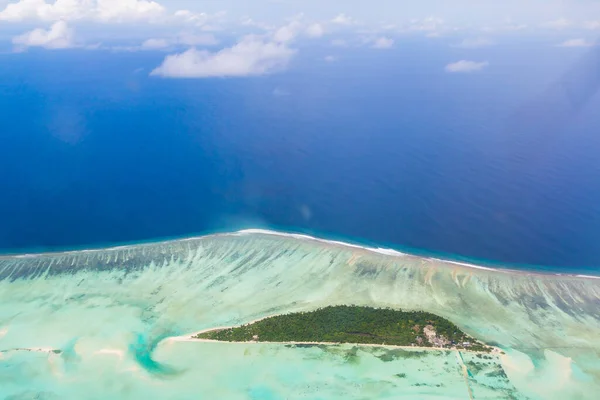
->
[235, 229, 512, 274]
[1, 227, 598, 279]
[235, 228, 409, 256]
[430, 257, 499, 272]
[576, 274, 600, 280]
[233, 229, 600, 278]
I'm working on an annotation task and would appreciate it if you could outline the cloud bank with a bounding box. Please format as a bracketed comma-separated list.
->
[12, 20, 75, 49]
[137, 33, 218, 51]
[372, 37, 394, 49]
[445, 60, 489, 73]
[141, 38, 169, 50]
[0, 0, 166, 23]
[305, 23, 324, 38]
[331, 13, 355, 25]
[542, 18, 571, 29]
[151, 35, 295, 78]
[557, 38, 594, 47]
[273, 21, 302, 43]
[584, 20, 600, 30]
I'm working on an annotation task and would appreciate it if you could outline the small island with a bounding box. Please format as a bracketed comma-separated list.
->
[193, 305, 492, 352]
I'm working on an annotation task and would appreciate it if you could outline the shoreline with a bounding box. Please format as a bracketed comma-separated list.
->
[0, 228, 598, 279]
[166, 314, 281, 343]
[167, 328, 501, 356]
[179, 338, 500, 355]
[165, 315, 502, 356]
[0, 347, 60, 354]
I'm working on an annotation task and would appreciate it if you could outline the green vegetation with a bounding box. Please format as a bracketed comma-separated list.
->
[194, 305, 491, 352]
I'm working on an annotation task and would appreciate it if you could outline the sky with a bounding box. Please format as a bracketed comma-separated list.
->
[0, 0, 599, 78]
[1, 0, 600, 24]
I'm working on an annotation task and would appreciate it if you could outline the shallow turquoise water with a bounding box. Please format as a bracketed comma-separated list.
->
[0, 232, 599, 399]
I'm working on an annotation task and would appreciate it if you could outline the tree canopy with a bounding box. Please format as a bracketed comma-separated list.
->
[194, 305, 490, 352]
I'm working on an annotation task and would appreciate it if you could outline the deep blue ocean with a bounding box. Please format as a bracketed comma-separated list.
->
[1, 37, 600, 273]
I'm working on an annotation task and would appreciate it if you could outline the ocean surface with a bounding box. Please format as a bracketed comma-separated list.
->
[2, 37, 600, 272]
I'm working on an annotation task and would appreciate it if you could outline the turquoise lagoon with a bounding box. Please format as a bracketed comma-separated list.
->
[0, 230, 599, 399]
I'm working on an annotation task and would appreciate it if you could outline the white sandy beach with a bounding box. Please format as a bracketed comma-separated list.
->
[165, 316, 500, 356]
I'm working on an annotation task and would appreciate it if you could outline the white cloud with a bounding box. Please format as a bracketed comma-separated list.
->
[240, 16, 273, 31]
[173, 10, 225, 31]
[455, 37, 493, 48]
[96, 0, 164, 23]
[400, 16, 450, 37]
[12, 20, 75, 49]
[0, 0, 166, 23]
[445, 60, 489, 73]
[542, 18, 571, 29]
[173, 9, 208, 25]
[273, 21, 302, 43]
[128, 33, 218, 51]
[557, 38, 594, 47]
[372, 36, 394, 49]
[408, 16, 444, 32]
[481, 21, 527, 33]
[1, 0, 86, 21]
[324, 55, 337, 62]
[583, 21, 600, 30]
[305, 23, 324, 38]
[358, 35, 394, 49]
[331, 13, 354, 25]
[141, 38, 169, 50]
[242, 16, 322, 41]
[151, 35, 295, 78]
[510, 24, 527, 31]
